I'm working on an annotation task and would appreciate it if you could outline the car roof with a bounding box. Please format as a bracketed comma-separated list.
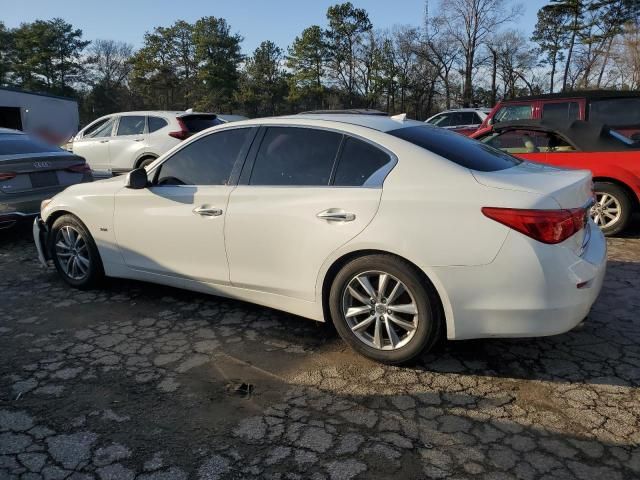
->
[439, 108, 491, 113]
[277, 113, 424, 133]
[502, 90, 640, 103]
[489, 119, 639, 152]
[104, 111, 217, 117]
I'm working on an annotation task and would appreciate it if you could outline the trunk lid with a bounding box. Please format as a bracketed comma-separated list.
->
[472, 162, 593, 209]
[473, 162, 593, 254]
[0, 151, 89, 194]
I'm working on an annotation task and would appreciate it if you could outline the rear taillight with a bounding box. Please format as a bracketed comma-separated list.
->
[168, 118, 191, 140]
[482, 207, 587, 244]
[0, 172, 16, 181]
[66, 163, 91, 174]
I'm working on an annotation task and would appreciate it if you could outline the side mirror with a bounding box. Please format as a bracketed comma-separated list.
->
[487, 118, 494, 126]
[125, 168, 148, 189]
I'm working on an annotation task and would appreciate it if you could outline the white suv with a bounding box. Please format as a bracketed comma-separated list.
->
[425, 108, 491, 136]
[71, 111, 245, 176]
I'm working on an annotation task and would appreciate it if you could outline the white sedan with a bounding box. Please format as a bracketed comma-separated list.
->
[33, 113, 606, 364]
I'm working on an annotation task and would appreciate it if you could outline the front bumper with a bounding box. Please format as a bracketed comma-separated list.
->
[433, 220, 607, 340]
[0, 211, 38, 229]
[33, 217, 50, 267]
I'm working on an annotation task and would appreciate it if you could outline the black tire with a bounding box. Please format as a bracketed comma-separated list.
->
[137, 157, 156, 169]
[328, 254, 442, 364]
[593, 182, 632, 236]
[48, 214, 104, 289]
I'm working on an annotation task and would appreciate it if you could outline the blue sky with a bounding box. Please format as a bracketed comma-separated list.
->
[4, 0, 548, 54]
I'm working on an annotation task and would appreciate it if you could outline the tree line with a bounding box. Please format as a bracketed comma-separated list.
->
[0, 0, 638, 124]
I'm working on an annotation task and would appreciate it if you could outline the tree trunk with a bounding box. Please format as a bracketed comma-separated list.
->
[563, 11, 579, 92]
[490, 50, 497, 107]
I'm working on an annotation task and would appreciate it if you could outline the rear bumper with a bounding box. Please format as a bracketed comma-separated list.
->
[33, 217, 50, 267]
[433, 220, 607, 340]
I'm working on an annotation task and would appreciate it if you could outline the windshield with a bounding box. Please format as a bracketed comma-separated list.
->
[388, 125, 521, 172]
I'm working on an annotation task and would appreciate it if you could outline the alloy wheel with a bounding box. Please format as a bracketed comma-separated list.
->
[55, 225, 90, 280]
[341, 271, 418, 350]
[591, 192, 621, 229]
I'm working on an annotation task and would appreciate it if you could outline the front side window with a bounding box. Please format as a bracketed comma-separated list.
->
[117, 116, 146, 136]
[428, 114, 452, 127]
[589, 98, 640, 127]
[249, 127, 342, 186]
[155, 128, 255, 186]
[333, 137, 391, 187]
[84, 118, 115, 138]
[388, 125, 520, 172]
[542, 102, 580, 122]
[494, 105, 533, 123]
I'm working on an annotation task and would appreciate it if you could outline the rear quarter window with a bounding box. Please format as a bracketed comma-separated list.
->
[589, 98, 640, 127]
[387, 126, 521, 172]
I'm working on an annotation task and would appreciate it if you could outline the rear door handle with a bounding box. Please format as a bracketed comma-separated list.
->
[193, 206, 223, 217]
[99, 139, 109, 143]
[317, 209, 356, 222]
[134, 138, 144, 142]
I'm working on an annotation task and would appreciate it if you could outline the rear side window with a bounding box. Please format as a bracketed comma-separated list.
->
[148, 116, 168, 133]
[589, 98, 640, 127]
[155, 128, 255, 186]
[494, 105, 533, 123]
[117, 116, 145, 136]
[180, 115, 224, 133]
[455, 112, 481, 125]
[542, 102, 580, 122]
[250, 127, 342, 186]
[334, 138, 391, 186]
[388, 125, 521, 172]
[0, 134, 61, 155]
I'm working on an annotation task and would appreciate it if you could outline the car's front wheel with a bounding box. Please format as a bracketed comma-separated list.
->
[329, 255, 442, 364]
[591, 182, 632, 236]
[48, 214, 104, 289]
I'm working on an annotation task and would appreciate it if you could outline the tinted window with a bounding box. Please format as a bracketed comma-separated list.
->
[334, 137, 391, 187]
[84, 118, 114, 138]
[0, 134, 61, 155]
[388, 125, 521, 172]
[590, 98, 640, 127]
[117, 116, 145, 136]
[542, 102, 579, 122]
[155, 128, 254, 186]
[250, 127, 342, 186]
[180, 115, 224, 133]
[148, 116, 168, 133]
[455, 112, 481, 125]
[494, 105, 533, 123]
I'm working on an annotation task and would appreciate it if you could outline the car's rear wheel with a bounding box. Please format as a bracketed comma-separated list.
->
[329, 255, 441, 364]
[591, 182, 632, 236]
[49, 214, 104, 289]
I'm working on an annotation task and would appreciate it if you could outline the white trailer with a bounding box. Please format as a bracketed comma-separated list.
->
[0, 87, 79, 145]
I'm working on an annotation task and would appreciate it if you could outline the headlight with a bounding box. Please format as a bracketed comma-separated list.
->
[41, 199, 53, 212]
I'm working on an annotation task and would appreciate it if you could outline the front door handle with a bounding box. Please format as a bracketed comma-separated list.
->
[134, 138, 144, 142]
[193, 206, 223, 217]
[99, 139, 109, 143]
[317, 209, 356, 222]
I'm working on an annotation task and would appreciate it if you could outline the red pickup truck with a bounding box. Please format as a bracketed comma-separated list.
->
[478, 90, 640, 140]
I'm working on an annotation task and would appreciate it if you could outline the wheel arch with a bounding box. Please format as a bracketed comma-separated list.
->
[592, 176, 639, 211]
[135, 153, 158, 169]
[320, 249, 452, 339]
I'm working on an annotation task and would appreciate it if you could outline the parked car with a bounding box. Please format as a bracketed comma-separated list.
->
[472, 119, 640, 235]
[0, 128, 91, 229]
[70, 111, 244, 176]
[425, 108, 490, 136]
[34, 115, 605, 364]
[479, 90, 640, 139]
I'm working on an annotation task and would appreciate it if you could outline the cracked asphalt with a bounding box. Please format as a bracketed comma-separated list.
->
[1, 221, 639, 480]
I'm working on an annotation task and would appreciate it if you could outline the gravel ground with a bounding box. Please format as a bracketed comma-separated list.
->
[0, 221, 639, 480]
